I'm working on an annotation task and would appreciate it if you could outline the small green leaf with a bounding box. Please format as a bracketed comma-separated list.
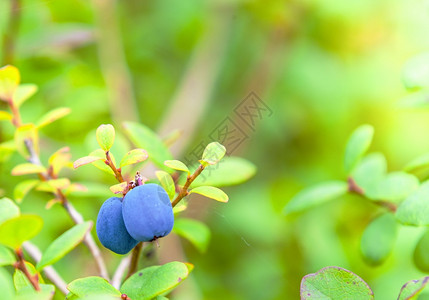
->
[402, 53, 429, 90]
[190, 157, 256, 188]
[360, 213, 397, 265]
[404, 152, 429, 174]
[156, 171, 175, 199]
[0, 268, 15, 299]
[15, 284, 55, 300]
[344, 124, 374, 174]
[11, 163, 46, 176]
[14, 123, 39, 159]
[398, 276, 429, 300]
[300, 266, 374, 299]
[122, 122, 173, 170]
[189, 186, 228, 202]
[367, 172, 419, 203]
[284, 181, 348, 215]
[89, 149, 115, 175]
[352, 153, 387, 196]
[109, 182, 128, 195]
[96, 124, 115, 151]
[396, 181, 429, 226]
[48, 146, 72, 176]
[36, 178, 70, 193]
[67, 276, 121, 297]
[164, 160, 190, 175]
[0, 244, 16, 266]
[73, 156, 104, 169]
[414, 230, 429, 272]
[37, 221, 92, 270]
[0, 197, 20, 224]
[120, 261, 193, 300]
[119, 148, 148, 168]
[37, 107, 71, 128]
[0, 111, 12, 121]
[14, 179, 39, 203]
[0, 215, 43, 249]
[173, 218, 211, 253]
[0, 65, 20, 101]
[200, 142, 226, 166]
[13, 83, 38, 107]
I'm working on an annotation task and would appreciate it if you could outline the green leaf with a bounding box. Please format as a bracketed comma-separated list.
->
[155, 171, 175, 199]
[11, 163, 46, 176]
[14, 123, 39, 159]
[189, 186, 228, 203]
[173, 218, 211, 253]
[15, 284, 55, 300]
[37, 221, 92, 270]
[96, 124, 115, 151]
[67, 276, 121, 298]
[402, 53, 429, 90]
[119, 148, 148, 168]
[0, 111, 12, 121]
[367, 172, 419, 203]
[0, 140, 15, 163]
[190, 157, 256, 188]
[36, 107, 71, 128]
[0, 268, 15, 299]
[14, 179, 39, 203]
[120, 261, 193, 300]
[414, 230, 429, 272]
[13, 83, 38, 107]
[0, 197, 20, 224]
[398, 276, 429, 300]
[109, 182, 128, 195]
[73, 156, 104, 169]
[404, 152, 429, 174]
[0, 65, 20, 101]
[89, 149, 116, 175]
[0, 215, 43, 249]
[300, 266, 374, 299]
[0, 245, 16, 266]
[344, 124, 374, 174]
[396, 181, 429, 226]
[352, 153, 387, 196]
[360, 213, 397, 265]
[122, 122, 173, 170]
[283, 181, 348, 215]
[200, 142, 226, 166]
[164, 160, 190, 175]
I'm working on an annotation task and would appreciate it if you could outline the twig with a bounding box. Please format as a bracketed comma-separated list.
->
[14, 248, 40, 291]
[22, 242, 68, 295]
[2, 0, 21, 64]
[112, 254, 131, 289]
[105, 151, 124, 182]
[171, 164, 205, 207]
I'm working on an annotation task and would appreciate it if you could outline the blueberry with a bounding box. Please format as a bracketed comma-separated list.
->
[96, 197, 138, 254]
[122, 183, 174, 242]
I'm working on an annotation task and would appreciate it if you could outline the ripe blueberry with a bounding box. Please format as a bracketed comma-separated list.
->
[122, 183, 174, 242]
[96, 197, 138, 254]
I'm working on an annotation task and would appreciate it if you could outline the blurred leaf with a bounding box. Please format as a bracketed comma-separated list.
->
[14, 179, 39, 203]
[190, 157, 256, 187]
[164, 160, 190, 175]
[11, 163, 46, 176]
[0, 215, 43, 249]
[0, 111, 12, 121]
[14, 123, 39, 158]
[66, 182, 111, 198]
[173, 201, 188, 215]
[67, 276, 121, 298]
[156, 171, 175, 199]
[360, 213, 397, 265]
[37, 221, 92, 270]
[404, 152, 429, 174]
[36, 107, 71, 129]
[163, 129, 182, 147]
[414, 230, 429, 272]
[0, 268, 14, 299]
[396, 181, 429, 226]
[398, 90, 429, 109]
[0, 197, 20, 224]
[402, 53, 429, 90]
[397, 276, 429, 300]
[119, 148, 148, 168]
[0, 65, 20, 101]
[15, 284, 55, 300]
[0, 245, 16, 266]
[367, 172, 419, 203]
[200, 142, 226, 166]
[189, 186, 228, 202]
[73, 156, 104, 169]
[109, 182, 127, 195]
[0, 140, 15, 163]
[120, 261, 193, 300]
[122, 122, 173, 170]
[36, 178, 70, 193]
[283, 181, 348, 215]
[13, 83, 38, 108]
[96, 124, 115, 151]
[300, 266, 374, 299]
[89, 149, 115, 175]
[352, 153, 387, 195]
[48, 147, 72, 176]
[173, 218, 211, 253]
[344, 124, 374, 174]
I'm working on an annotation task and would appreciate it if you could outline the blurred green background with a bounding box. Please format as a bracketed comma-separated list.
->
[2, 0, 429, 299]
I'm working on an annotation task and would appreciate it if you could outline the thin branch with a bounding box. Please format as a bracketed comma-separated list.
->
[171, 164, 205, 207]
[112, 254, 131, 289]
[22, 242, 68, 295]
[14, 248, 40, 291]
[2, 0, 21, 65]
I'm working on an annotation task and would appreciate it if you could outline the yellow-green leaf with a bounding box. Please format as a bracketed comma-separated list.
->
[119, 148, 148, 168]
[14, 180, 39, 203]
[0, 111, 12, 121]
[11, 163, 46, 176]
[37, 107, 71, 128]
[14, 123, 39, 158]
[189, 186, 228, 202]
[109, 182, 128, 195]
[96, 124, 115, 151]
[0, 198, 20, 224]
[48, 147, 72, 176]
[0, 65, 20, 101]
[13, 84, 37, 107]
[73, 156, 104, 169]
[156, 171, 175, 199]
[36, 178, 70, 192]
[200, 142, 226, 166]
[0, 245, 16, 267]
[0, 215, 43, 249]
[67, 276, 121, 297]
[164, 160, 190, 175]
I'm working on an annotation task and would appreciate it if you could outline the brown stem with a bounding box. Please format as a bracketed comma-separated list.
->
[2, 0, 21, 65]
[7, 98, 22, 127]
[171, 164, 205, 207]
[15, 248, 40, 291]
[125, 242, 143, 280]
[105, 151, 124, 182]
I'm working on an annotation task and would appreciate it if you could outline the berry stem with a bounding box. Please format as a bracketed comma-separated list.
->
[125, 242, 143, 280]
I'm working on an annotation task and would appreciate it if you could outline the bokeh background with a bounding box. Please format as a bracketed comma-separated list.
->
[2, 0, 429, 299]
